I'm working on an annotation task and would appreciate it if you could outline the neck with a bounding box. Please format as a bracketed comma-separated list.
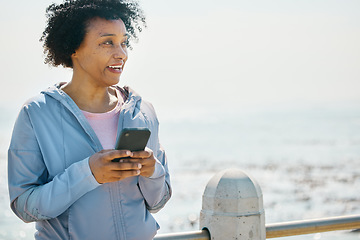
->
[61, 76, 118, 113]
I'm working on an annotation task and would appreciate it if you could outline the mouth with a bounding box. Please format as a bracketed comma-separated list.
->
[107, 64, 124, 73]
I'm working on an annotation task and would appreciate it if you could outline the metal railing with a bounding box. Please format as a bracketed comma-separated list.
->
[154, 214, 360, 239]
[153, 168, 360, 240]
[266, 214, 360, 238]
[154, 230, 209, 240]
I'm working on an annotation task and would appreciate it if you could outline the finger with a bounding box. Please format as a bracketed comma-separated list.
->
[126, 156, 156, 167]
[139, 165, 155, 177]
[109, 162, 142, 171]
[102, 150, 133, 162]
[112, 169, 141, 179]
[131, 150, 152, 159]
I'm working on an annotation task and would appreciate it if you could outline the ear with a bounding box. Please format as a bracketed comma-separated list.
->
[71, 51, 79, 65]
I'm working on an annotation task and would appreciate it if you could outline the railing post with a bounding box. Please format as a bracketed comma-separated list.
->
[200, 169, 265, 239]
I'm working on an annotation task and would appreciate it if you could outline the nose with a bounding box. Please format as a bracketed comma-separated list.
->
[114, 44, 127, 60]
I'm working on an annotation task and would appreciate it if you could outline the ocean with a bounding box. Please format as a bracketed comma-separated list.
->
[1, 104, 360, 239]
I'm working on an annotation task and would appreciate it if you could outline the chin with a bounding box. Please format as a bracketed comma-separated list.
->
[106, 77, 121, 86]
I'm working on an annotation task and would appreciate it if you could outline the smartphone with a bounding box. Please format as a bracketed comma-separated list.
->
[112, 128, 151, 162]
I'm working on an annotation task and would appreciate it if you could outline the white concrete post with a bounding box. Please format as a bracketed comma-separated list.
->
[200, 169, 265, 240]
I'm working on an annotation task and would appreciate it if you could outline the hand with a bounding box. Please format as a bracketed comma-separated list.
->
[89, 149, 142, 184]
[128, 148, 156, 178]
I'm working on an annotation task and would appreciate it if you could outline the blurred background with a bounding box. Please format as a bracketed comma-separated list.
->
[0, 0, 359, 239]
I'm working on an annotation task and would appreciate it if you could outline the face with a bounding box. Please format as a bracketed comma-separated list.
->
[71, 17, 128, 87]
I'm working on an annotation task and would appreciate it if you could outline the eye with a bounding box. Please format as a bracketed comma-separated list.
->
[103, 40, 113, 46]
[121, 39, 129, 47]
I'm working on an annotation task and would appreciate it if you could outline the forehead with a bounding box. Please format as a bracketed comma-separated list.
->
[86, 17, 127, 36]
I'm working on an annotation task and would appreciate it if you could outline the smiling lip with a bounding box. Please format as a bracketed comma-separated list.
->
[107, 64, 123, 74]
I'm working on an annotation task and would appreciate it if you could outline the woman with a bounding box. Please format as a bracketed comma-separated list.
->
[7, 0, 171, 239]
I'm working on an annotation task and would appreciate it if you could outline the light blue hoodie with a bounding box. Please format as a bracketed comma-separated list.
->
[8, 84, 171, 240]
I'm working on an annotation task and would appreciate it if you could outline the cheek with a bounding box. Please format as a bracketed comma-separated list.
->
[90, 49, 112, 65]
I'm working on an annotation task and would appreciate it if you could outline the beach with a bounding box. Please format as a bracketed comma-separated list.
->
[1, 105, 360, 239]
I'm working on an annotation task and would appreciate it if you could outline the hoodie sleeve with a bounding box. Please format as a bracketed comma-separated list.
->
[137, 102, 172, 213]
[8, 107, 100, 222]
[138, 145, 171, 213]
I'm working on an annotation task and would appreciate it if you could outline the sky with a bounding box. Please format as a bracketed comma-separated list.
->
[0, 0, 359, 122]
[0, 1, 359, 237]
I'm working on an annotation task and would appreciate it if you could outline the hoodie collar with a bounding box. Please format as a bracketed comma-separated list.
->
[41, 83, 144, 151]
[41, 83, 141, 109]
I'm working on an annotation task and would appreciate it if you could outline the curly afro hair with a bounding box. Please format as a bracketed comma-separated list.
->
[40, 0, 146, 68]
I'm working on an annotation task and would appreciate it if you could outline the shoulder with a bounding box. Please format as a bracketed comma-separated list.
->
[21, 84, 67, 113]
[22, 93, 47, 110]
[16, 86, 66, 129]
[20, 93, 59, 118]
[118, 85, 158, 119]
[141, 100, 158, 121]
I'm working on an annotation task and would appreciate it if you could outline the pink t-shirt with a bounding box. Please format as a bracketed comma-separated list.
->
[82, 89, 123, 150]
[81, 88, 163, 179]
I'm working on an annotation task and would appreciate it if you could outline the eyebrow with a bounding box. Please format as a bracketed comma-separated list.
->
[100, 33, 115, 37]
[100, 33, 129, 38]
